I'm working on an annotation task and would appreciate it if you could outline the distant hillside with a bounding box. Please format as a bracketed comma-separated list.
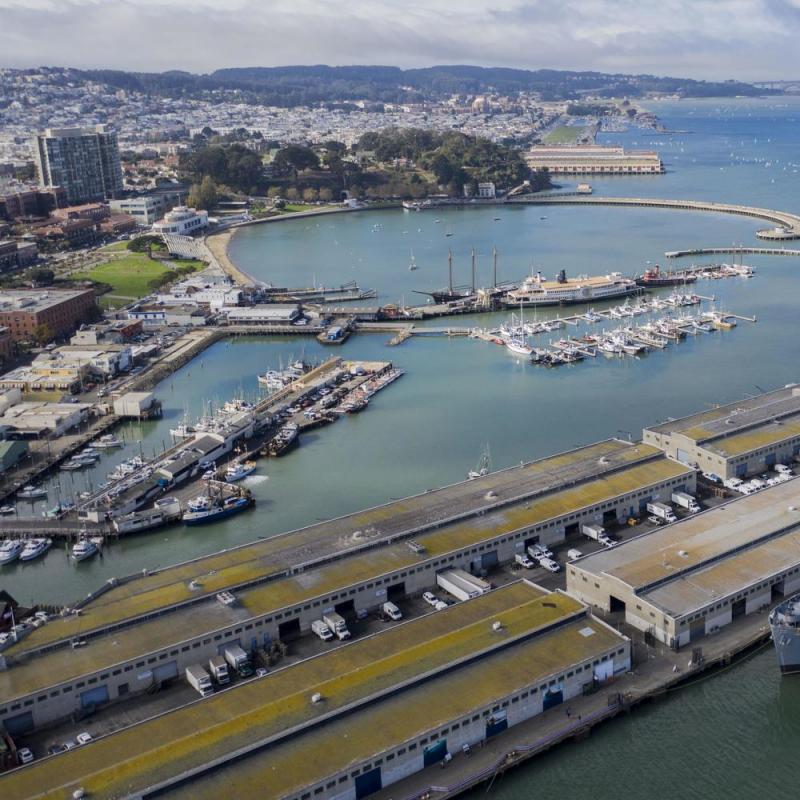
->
[77, 64, 775, 106]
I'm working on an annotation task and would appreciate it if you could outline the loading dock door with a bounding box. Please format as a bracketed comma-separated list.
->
[335, 599, 355, 619]
[485, 709, 508, 738]
[732, 598, 746, 619]
[152, 661, 178, 683]
[80, 685, 110, 710]
[423, 739, 448, 767]
[355, 767, 382, 799]
[3, 711, 34, 736]
[543, 687, 564, 711]
[481, 551, 499, 571]
[594, 660, 614, 683]
[386, 582, 406, 602]
[278, 618, 301, 642]
[689, 619, 706, 641]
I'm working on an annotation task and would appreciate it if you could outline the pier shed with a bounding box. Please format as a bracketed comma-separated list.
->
[567, 479, 800, 648]
[644, 385, 800, 479]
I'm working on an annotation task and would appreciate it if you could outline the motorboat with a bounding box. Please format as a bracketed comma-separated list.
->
[19, 538, 52, 561]
[225, 460, 257, 482]
[468, 445, 491, 480]
[17, 485, 47, 500]
[0, 539, 24, 565]
[71, 538, 99, 562]
[0, 505, 16, 515]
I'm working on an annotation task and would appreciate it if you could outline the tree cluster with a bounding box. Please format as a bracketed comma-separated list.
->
[181, 143, 263, 195]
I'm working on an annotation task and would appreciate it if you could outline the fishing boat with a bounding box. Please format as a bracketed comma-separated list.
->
[19, 538, 52, 561]
[17, 485, 47, 500]
[468, 445, 492, 480]
[183, 494, 254, 526]
[225, 460, 257, 482]
[170, 420, 196, 440]
[94, 434, 123, 449]
[635, 264, 697, 287]
[267, 423, 299, 456]
[0, 539, 24, 565]
[71, 538, 99, 562]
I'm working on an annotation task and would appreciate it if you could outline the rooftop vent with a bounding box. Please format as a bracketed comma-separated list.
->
[311, 692, 323, 704]
[492, 621, 503, 632]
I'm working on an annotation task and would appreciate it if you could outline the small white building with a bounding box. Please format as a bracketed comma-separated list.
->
[113, 392, 156, 418]
[224, 305, 301, 325]
[151, 206, 209, 236]
[477, 181, 496, 198]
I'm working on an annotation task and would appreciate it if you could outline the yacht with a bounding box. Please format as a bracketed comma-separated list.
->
[0, 505, 16, 515]
[170, 421, 196, 440]
[0, 539, 24, 565]
[19, 538, 52, 561]
[226, 460, 257, 482]
[17, 485, 47, 500]
[504, 270, 638, 307]
[71, 538, 99, 562]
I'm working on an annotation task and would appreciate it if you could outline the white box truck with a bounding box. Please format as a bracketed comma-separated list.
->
[208, 655, 230, 685]
[436, 569, 491, 602]
[647, 501, 677, 523]
[186, 664, 214, 698]
[582, 524, 606, 541]
[323, 611, 351, 640]
[671, 491, 700, 513]
[311, 619, 334, 641]
[224, 645, 254, 678]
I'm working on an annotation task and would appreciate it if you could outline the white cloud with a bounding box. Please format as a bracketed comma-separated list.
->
[0, 0, 797, 79]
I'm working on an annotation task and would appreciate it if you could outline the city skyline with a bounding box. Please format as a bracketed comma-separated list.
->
[1, 0, 800, 81]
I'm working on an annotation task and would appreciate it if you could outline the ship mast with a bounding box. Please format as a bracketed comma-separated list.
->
[448, 248, 453, 294]
[471, 248, 476, 294]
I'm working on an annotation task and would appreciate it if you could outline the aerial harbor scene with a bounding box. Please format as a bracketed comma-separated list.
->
[0, 3, 800, 798]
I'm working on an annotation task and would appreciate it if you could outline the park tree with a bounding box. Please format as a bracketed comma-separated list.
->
[29, 268, 54, 286]
[187, 176, 218, 210]
[302, 188, 319, 202]
[318, 187, 334, 202]
[272, 145, 319, 179]
[285, 187, 300, 201]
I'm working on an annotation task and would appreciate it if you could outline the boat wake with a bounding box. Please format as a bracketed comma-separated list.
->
[242, 475, 269, 486]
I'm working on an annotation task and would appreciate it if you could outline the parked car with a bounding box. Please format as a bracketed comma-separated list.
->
[422, 591, 439, 607]
[702, 472, 722, 483]
[539, 557, 561, 573]
[434, 600, 448, 611]
[17, 747, 34, 765]
[76, 732, 93, 745]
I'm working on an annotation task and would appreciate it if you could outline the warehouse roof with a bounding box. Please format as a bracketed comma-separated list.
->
[571, 479, 800, 608]
[700, 416, 800, 458]
[8, 439, 662, 654]
[644, 385, 800, 443]
[0, 585, 623, 800]
[0, 455, 688, 699]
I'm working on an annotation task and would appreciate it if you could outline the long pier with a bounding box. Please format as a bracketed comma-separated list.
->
[508, 194, 800, 240]
[665, 246, 800, 258]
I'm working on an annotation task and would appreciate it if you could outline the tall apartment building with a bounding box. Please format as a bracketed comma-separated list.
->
[33, 125, 124, 204]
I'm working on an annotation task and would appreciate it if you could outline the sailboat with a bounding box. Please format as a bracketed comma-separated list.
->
[408, 249, 418, 271]
[505, 299, 533, 357]
[468, 445, 492, 480]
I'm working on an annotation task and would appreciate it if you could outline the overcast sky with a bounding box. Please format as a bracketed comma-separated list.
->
[1, 0, 799, 80]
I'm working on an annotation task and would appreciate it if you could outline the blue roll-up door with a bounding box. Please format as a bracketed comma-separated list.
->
[543, 688, 563, 711]
[485, 709, 508, 738]
[80, 685, 109, 710]
[423, 739, 448, 767]
[765, 453, 776, 466]
[736, 463, 747, 477]
[355, 767, 382, 799]
[3, 711, 34, 736]
[481, 551, 499, 570]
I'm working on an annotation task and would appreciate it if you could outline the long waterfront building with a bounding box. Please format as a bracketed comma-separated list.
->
[0, 438, 691, 733]
[567, 477, 800, 647]
[0, 582, 631, 800]
[643, 384, 800, 479]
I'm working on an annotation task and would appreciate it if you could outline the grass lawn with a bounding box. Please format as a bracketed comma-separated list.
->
[543, 125, 588, 145]
[74, 253, 206, 299]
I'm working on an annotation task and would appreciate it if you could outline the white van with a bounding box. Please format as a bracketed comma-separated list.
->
[567, 549, 583, 561]
[382, 602, 402, 621]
